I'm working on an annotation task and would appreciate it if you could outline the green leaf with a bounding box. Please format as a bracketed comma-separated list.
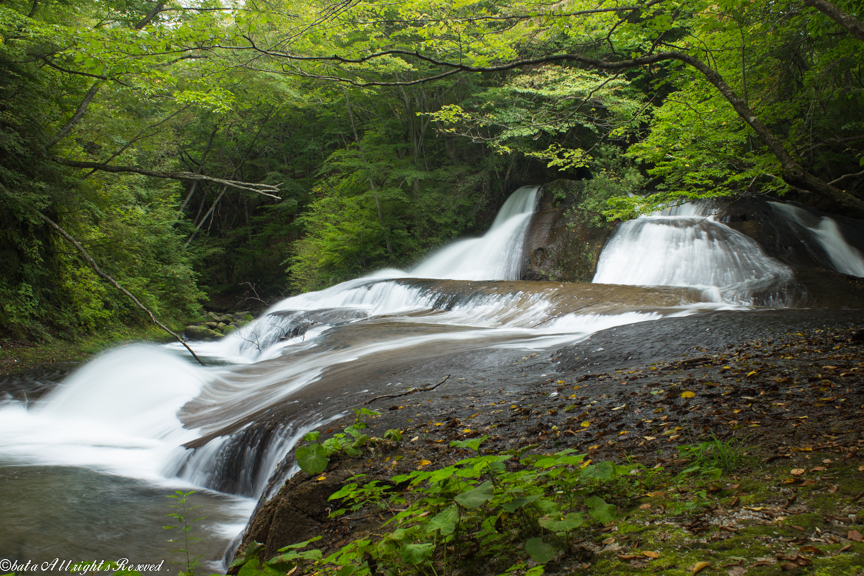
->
[383, 429, 402, 441]
[525, 537, 557, 564]
[400, 543, 434, 565]
[585, 496, 616, 523]
[454, 481, 494, 509]
[304, 431, 321, 442]
[296, 444, 329, 475]
[501, 494, 541, 512]
[449, 435, 488, 452]
[539, 512, 584, 532]
[426, 504, 459, 535]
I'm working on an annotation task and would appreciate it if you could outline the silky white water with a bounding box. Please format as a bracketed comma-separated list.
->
[0, 187, 783, 567]
[770, 201, 864, 277]
[593, 207, 793, 304]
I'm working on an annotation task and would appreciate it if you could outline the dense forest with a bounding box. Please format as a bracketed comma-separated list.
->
[1, 0, 863, 341]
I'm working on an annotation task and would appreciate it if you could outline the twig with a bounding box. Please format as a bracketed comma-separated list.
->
[365, 375, 450, 405]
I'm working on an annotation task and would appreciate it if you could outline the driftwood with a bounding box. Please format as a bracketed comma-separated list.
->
[365, 375, 450, 405]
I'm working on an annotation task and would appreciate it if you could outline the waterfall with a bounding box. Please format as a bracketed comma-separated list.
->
[770, 201, 864, 277]
[593, 207, 793, 304]
[410, 185, 540, 280]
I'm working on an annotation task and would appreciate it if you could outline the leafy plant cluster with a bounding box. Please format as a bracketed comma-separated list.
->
[678, 434, 745, 479]
[237, 436, 640, 576]
[296, 408, 400, 475]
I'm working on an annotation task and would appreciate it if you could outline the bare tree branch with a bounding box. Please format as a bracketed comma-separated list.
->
[46, 81, 103, 149]
[248, 45, 864, 211]
[53, 157, 281, 199]
[0, 184, 205, 366]
[135, 2, 166, 30]
[802, 0, 864, 43]
[829, 169, 864, 186]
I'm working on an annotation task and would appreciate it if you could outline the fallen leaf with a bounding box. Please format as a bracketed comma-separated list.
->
[639, 503, 652, 510]
[811, 466, 826, 472]
[790, 468, 805, 476]
[642, 551, 660, 559]
[799, 545, 825, 555]
[611, 404, 626, 411]
[779, 562, 799, 571]
[859, 464, 864, 472]
[727, 567, 748, 576]
[581, 421, 591, 428]
[602, 537, 616, 545]
[692, 561, 711, 574]
[616, 554, 642, 561]
[849, 530, 863, 542]
[681, 391, 696, 398]
[418, 459, 431, 467]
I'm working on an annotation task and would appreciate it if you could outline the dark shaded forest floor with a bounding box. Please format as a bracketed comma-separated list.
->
[243, 314, 864, 576]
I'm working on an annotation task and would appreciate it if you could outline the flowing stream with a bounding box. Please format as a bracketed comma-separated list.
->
[0, 187, 838, 570]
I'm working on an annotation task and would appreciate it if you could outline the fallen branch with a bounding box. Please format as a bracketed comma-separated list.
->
[365, 375, 450, 405]
[53, 157, 281, 199]
[0, 189, 210, 366]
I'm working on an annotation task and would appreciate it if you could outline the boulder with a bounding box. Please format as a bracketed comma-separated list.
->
[184, 325, 222, 341]
[521, 179, 613, 282]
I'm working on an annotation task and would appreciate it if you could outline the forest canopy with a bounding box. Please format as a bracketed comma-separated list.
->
[1, 0, 863, 339]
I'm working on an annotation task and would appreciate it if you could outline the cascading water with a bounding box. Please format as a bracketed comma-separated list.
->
[770, 201, 864, 277]
[592, 205, 793, 304]
[0, 186, 796, 567]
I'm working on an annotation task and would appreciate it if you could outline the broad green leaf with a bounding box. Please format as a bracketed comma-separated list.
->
[585, 496, 616, 523]
[539, 512, 584, 532]
[426, 504, 459, 535]
[502, 494, 541, 512]
[454, 481, 494, 509]
[400, 543, 434, 565]
[296, 444, 329, 475]
[525, 538, 557, 564]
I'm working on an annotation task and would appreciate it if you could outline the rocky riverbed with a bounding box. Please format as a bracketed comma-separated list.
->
[230, 307, 864, 575]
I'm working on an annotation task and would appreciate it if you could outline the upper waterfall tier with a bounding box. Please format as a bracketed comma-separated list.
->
[592, 210, 793, 304]
[409, 185, 540, 281]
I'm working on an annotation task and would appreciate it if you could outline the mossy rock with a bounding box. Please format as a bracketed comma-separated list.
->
[184, 325, 222, 341]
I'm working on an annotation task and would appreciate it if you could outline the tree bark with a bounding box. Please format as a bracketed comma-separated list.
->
[802, 0, 864, 43]
[46, 81, 103, 150]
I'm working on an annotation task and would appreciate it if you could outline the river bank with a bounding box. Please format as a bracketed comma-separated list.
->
[232, 308, 864, 576]
[0, 324, 174, 376]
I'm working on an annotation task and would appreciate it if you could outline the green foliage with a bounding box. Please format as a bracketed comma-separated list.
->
[295, 408, 382, 475]
[164, 491, 204, 576]
[239, 436, 642, 576]
[678, 434, 746, 479]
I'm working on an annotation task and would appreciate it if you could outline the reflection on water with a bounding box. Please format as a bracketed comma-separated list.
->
[0, 465, 252, 571]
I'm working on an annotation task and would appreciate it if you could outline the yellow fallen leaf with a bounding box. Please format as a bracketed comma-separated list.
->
[316, 475, 327, 481]
[581, 421, 591, 428]
[462, 429, 472, 433]
[692, 561, 711, 574]
[556, 380, 565, 384]
[589, 445, 600, 450]
[791, 468, 805, 476]
[643, 436, 656, 441]
[681, 391, 696, 398]
[618, 430, 630, 436]
[642, 551, 660, 559]
[859, 465, 864, 472]
[418, 459, 431, 467]
[747, 370, 758, 378]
